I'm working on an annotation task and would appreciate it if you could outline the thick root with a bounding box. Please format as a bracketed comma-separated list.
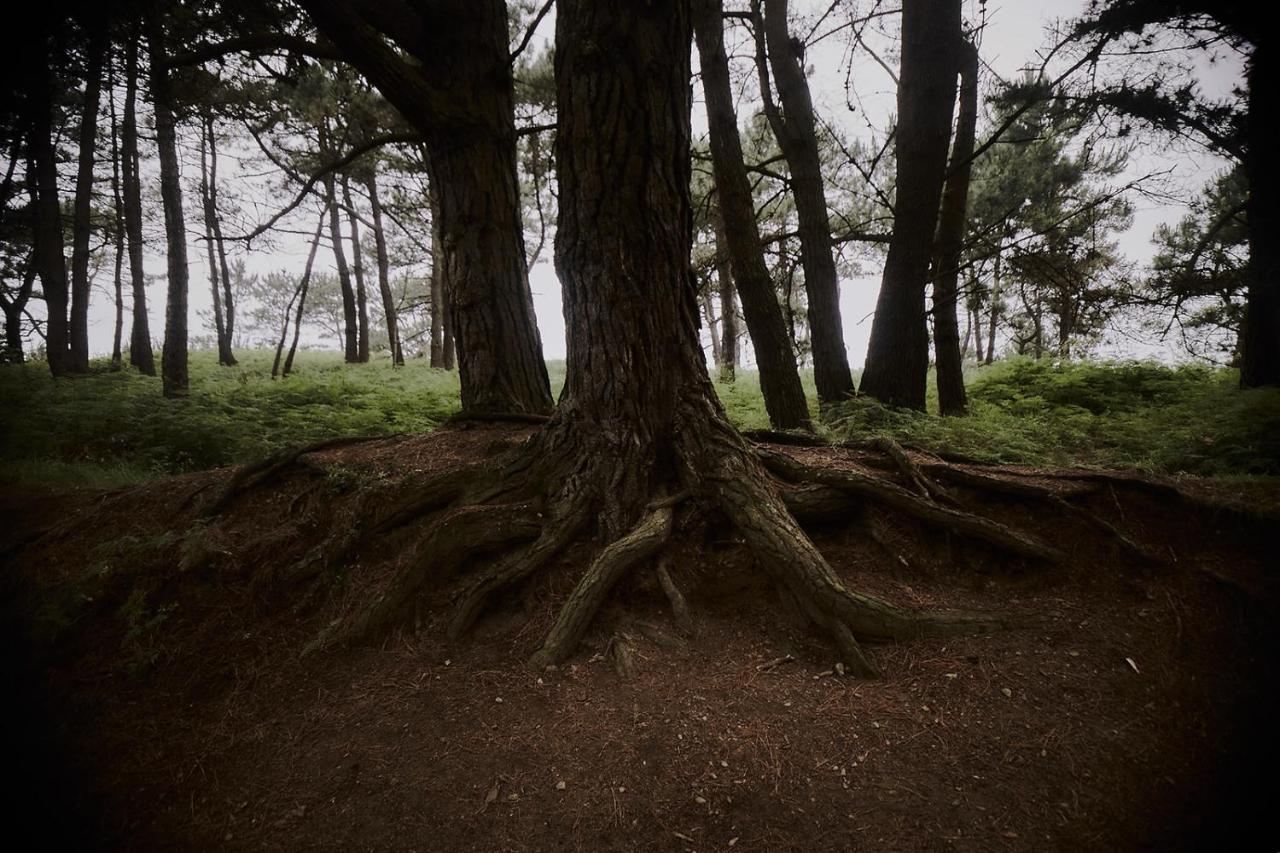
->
[528, 503, 674, 669]
[655, 557, 693, 633]
[759, 449, 1065, 564]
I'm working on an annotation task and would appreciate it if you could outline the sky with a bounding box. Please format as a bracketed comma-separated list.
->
[71, 0, 1243, 366]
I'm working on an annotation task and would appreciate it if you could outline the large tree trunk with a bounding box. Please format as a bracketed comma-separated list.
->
[342, 174, 370, 363]
[301, 0, 552, 414]
[365, 170, 402, 365]
[121, 32, 155, 376]
[69, 31, 106, 374]
[27, 54, 72, 378]
[199, 116, 234, 367]
[1239, 45, 1280, 388]
[932, 38, 978, 416]
[148, 16, 190, 398]
[753, 0, 855, 404]
[713, 207, 738, 383]
[428, 180, 445, 368]
[861, 0, 960, 410]
[694, 0, 810, 427]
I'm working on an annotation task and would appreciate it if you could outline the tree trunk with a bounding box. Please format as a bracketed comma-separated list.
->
[121, 32, 155, 376]
[694, 0, 810, 427]
[206, 117, 237, 364]
[69, 31, 106, 373]
[301, 0, 552, 413]
[320, 141, 358, 361]
[1239, 45, 1280, 388]
[754, 0, 855, 404]
[713, 207, 738, 383]
[366, 170, 402, 365]
[108, 53, 124, 371]
[971, 302, 984, 362]
[342, 173, 371, 363]
[200, 116, 234, 366]
[27, 56, 72, 378]
[984, 238, 1001, 364]
[148, 16, 190, 398]
[932, 37, 977, 417]
[701, 281, 722, 366]
[277, 213, 326, 378]
[861, 0, 960, 410]
[428, 180, 445, 368]
[1, 266, 35, 363]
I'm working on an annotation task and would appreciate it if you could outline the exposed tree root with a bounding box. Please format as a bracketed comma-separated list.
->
[869, 436, 956, 504]
[655, 557, 693, 633]
[201, 435, 390, 518]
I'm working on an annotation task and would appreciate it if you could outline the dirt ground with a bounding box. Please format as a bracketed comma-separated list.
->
[4, 424, 1278, 851]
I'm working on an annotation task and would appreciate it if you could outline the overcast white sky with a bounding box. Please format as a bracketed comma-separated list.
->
[75, 0, 1242, 365]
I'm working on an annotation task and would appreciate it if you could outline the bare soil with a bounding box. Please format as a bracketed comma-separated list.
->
[4, 423, 1277, 851]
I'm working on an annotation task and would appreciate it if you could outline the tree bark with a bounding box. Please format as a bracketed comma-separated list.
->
[1239, 45, 1280, 387]
[69, 30, 106, 373]
[27, 53, 72, 378]
[701, 281, 721, 367]
[301, 0, 552, 413]
[428, 179, 445, 368]
[754, 0, 855, 404]
[319, 131, 358, 362]
[861, 0, 960, 410]
[206, 117, 237, 363]
[200, 116, 235, 366]
[932, 37, 977, 416]
[1, 265, 35, 363]
[985, 241, 1000, 364]
[713, 207, 738, 383]
[694, 0, 810, 428]
[108, 53, 125, 371]
[365, 170, 402, 365]
[342, 173, 371, 362]
[121, 31, 155, 376]
[149, 15, 190, 398]
[278, 213, 325, 378]
[971, 303, 984, 362]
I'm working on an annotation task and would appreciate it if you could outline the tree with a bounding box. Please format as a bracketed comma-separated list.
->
[121, 29, 156, 376]
[860, 0, 960, 410]
[752, 0, 856, 404]
[693, 0, 810, 429]
[365, 167, 403, 365]
[69, 25, 106, 374]
[199, 114, 237, 366]
[300, 0, 552, 414]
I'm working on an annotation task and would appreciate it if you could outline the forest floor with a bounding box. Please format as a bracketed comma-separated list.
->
[4, 421, 1278, 852]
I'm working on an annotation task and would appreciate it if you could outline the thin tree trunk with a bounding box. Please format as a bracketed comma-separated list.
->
[108, 53, 125, 371]
[277, 213, 326, 378]
[984, 239, 1001, 364]
[121, 31, 155, 375]
[365, 170, 402, 365]
[753, 0, 855, 404]
[971, 302, 984, 362]
[148, 14, 190, 397]
[319, 131, 358, 361]
[69, 30, 106, 373]
[959, 309, 971, 359]
[199, 116, 233, 366]
[860, 0, 960, 410]
[206, 116, 237, 364]
[712, 206, 738, 383]
[442, 289, 456, 371]
[342, 173, 370, 362]
[428, 179, 445, 368]
[701, 283, 722, 367]
[1, 265, 35, 363]
[27, 55, 71, 378]
[932, 38, 977, 416]
[694, 0, 810, 427]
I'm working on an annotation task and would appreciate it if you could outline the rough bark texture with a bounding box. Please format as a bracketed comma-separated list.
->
[365, 170, 402, 365]
[301, 0, 552, 413]
[932, 38, 978, 416]
[342, 174, 371, 363]
[428, 180, 445, 368]
[861, 0, 960, 410]
[149, 16, 190, 398]
[27, 52, 71, 378]
[694, 0, 810, 429]
[69, 31, 105, 374]
[1239, 45, 1280, 388]
[756, 0, 855, 404]
[121, 33, 155, 376]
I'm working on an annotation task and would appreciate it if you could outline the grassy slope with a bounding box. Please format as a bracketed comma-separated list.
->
[3, 350, 1278, 487]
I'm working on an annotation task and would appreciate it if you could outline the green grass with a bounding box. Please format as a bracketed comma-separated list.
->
[3, 350, 1278, 488]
